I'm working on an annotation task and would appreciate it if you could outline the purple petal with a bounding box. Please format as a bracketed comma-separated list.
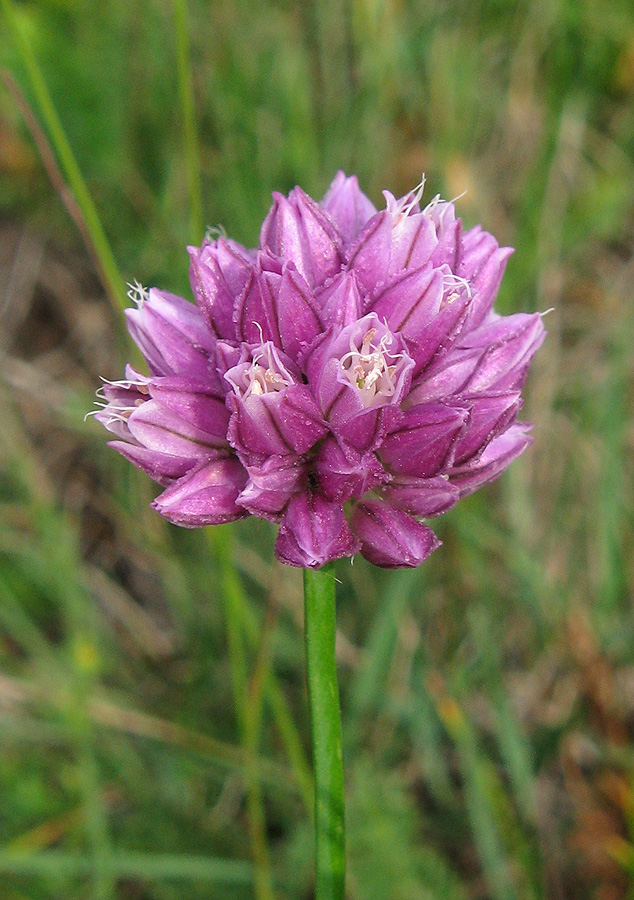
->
[379, 403, 468, 477]
[346, 211, 392, 295]
[449, 423, 533, 497]
[289, 186, 344, 284]
[370, 265, 443, 340]
[260, 189, 342, 287]
[95, 410, 136, 442]
[316, 270, 363, 329]
[227, 384, 327, 460]
[188, 238, 253, 339]
[427, 201, 462, 270]
[95, 369, 150, 441]
[214, 238, 255, 294]
[321, 171, 378, 246]
[237, 456, 306, 521]
[148, 377, 230, 441]
[125, 289, 217, 381]
[260, 192, 304, 262]
[388, 211, 438, 275]
[152, 456, 248, 526]
[452, 392, 522, 465]
[215, 340, 243, 379]
[235, 260, 282, 346]
[226, 393, 289, 458]
[458, 226, 513, 329]
[315, 437, 389, 503]
[276, 263, 322, 361]
[271, 384, 328, 454]
[406, 347, 483, 406]
[107, 440, 197, 485]
[378, 475, 460, 518]
[408, 292, 470, 376]
[349, 498, 441, 568]
[460, 313, 546, 394]
[127, 399, 226, 459]
[275, 491, 361, 568]
[336, 405, 402, 453]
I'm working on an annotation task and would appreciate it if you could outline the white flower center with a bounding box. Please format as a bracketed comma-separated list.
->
[441, 272, 471, 307]
[243, 361, 292, 398]
[228, 341, 296, 400]
[340, 327, 403, 408]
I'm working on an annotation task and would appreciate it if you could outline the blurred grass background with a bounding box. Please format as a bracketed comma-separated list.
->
[1, 0, 634, 897]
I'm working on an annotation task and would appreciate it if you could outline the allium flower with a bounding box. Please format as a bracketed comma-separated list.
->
[96, 174, 545, 568]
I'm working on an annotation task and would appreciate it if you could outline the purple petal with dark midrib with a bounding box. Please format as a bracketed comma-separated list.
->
[350, 498, 441, 568]
[152, 456, 248, 526]
[275, 492, 360, 568]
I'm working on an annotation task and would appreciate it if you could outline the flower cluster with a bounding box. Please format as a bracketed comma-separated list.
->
[96, 173, 544, 568]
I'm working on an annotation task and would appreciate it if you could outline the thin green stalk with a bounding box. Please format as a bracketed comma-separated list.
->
[303, 565, 345, 900]
[208, 529, 313, 814]
[209, 527, 275, 900]
[0, 851, 253, 883]
[173, 0, 204, 242]
[1, 0, 124, 311]
[264, 676, 314, 815]
[235, 563, 314, 815]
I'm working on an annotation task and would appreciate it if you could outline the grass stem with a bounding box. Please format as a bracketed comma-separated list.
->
[1, 0, 124, 312]
[209, 527, 276, 900]
[173, 0, 204, 243]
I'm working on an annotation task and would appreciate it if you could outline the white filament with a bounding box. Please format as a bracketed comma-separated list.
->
[339, 327, 403, 408]
[127, 280, 149, 308]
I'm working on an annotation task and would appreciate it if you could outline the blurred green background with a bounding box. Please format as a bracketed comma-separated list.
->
[1, 0, 634, 897]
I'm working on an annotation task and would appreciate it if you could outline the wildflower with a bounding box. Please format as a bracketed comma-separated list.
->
[96, 174, 544, 568]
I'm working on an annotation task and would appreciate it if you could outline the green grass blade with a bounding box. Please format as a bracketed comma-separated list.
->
[173, 0, 204, 243]
[1, 0, 124, 311]
[208, 526, 275, 900]
[0, 850, 253, 883]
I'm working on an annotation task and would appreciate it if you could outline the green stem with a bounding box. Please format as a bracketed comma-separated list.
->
[303, 565, 345, 900]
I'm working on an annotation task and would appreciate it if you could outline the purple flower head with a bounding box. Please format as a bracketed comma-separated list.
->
[96, 173, 545, 568]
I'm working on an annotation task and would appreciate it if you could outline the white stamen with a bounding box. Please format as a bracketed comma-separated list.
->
[205, 224, 228, 242]
[127, 280, 149, 308]
[87, 375, 149, 422]
[339, 326, 405, 408]
[423, 189, 466, 221]
[229, 338, 296, 400]
[99, 375, 150, 393]
[401, 174, 426, 218]
[442, 272, 472, 300]
[449, 189, 468, 205]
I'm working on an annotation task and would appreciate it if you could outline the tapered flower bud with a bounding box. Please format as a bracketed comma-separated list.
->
[188, 237, 253, 340]
[96, 368, 227, 477]
[152, 455, 248, 527]
[321, 171, 377, 247]
[96, 172, 544, 568]
[237, 456, 307, 521]
[125, 288, 221, 389]
[275, 492, 360, 568]
[349, 498, 441, 568]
